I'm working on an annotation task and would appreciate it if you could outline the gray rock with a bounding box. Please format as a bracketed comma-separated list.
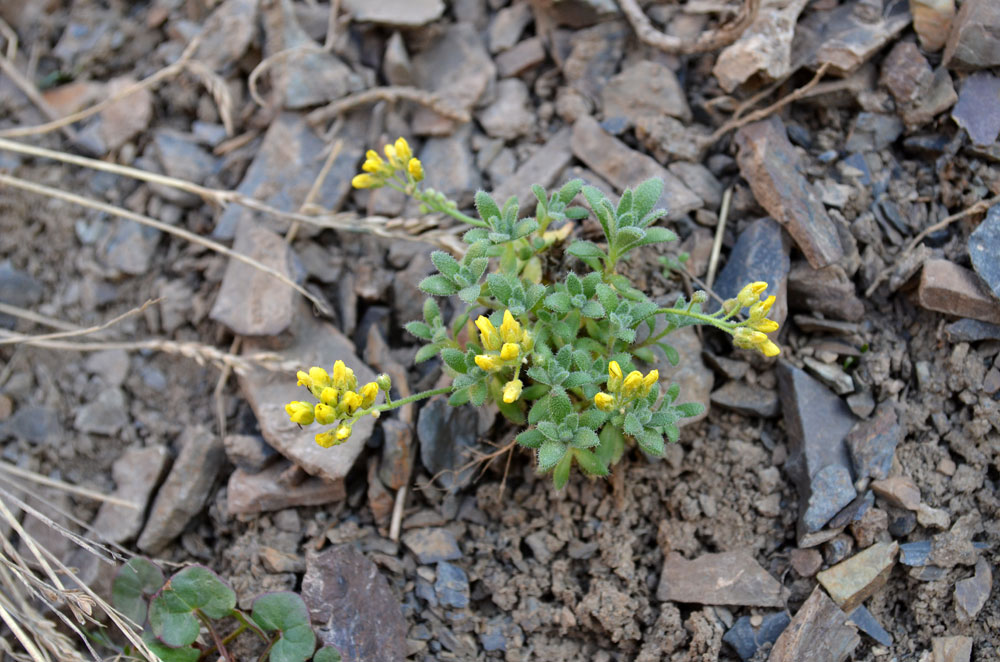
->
[952, 73, 1000, 147]
[488, 2, 533, 53]
[477, 78, 535, 140]
[223, 433, 279, 473]
[943, 0, 1000, 70]
[668, 162, 722, 209]
[214, 112, 359, 239]
[101, 220, 161, 276]
[932, 636, 973, 662]
[954, 557, 992, 622]
[802, 357, 854, 395]
[239, 300, 377, 484]
[342, 0, 444, 27]
[710, 218, 790, 326]
[97, 77, 153, 153]
[492, 127, 573, 211]
[382, 32, 413, 86]
[84, 349, 130, 388]
[968, 203, 1000, 301]
[74, 388, 129, 436]
[710, 381, 780, 418]
[209, 220, 305, 336]
[138, 426, 225, 554]
[301, 545, 407, 662]
[847, 605, 892, 647]
[899, 540, 932, 567]
[649, 325, 712, 426]
[846, 403, 900, 480]
[195, 0, 259, 71]
[418, 124, 481, 207]
[378, 418, 413, 490]
[787, 260, 865, 322]
[417, 395, 481, 491]
[881, 41, 957, 130]
[768, 586, 859, 662]
[392, 244, 436, 331]
[656, 550, 787, 607]
[153, 129, 219, 185]
[844, 113, 902, 152]
[227, 460, 345, 515]
[562, 21, 627, 103]
[92, 445, 169, 544]
[0, 261, 43, 309]
[495, 36, 547, 78]
[801, 465, 857, 536]
[434, 561, 470, 609]
[1, 406, 63, 445]
[919, 259, 1000, 325]
[828, 490, 874, 529]
[401, 527, 461, 564]
[601, 60, 691, 125]
[722, 611, 791, 661]
[792, 0, 910, 75]
[944, 317, 1000, 342]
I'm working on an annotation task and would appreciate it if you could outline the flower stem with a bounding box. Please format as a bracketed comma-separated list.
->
[371, 386, 453, 413]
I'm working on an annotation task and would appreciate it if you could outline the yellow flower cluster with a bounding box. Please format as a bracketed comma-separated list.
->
[594, 361, 658, 413]
[472, 310, 533, 404]
[285, 361, 386, 447]
[731, 282, 781, 357]
[351, 137, 424, 189]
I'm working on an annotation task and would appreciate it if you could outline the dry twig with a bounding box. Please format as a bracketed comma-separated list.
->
[0, 299, 158, 347]
[619, 0, 761, 54]
[706, 186, 733, 289]
[307, 86, 470, 130]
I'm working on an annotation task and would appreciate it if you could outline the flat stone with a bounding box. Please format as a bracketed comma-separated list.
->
[722, 611, 791, 661]
[845, 113, 902, 152]
[101, 219, 160, 275]
[411, 23, 495, 135]
[223, 433, 279, 473]
[932, 636, 973, 662]
[0, 405, 63, 445]
[828, 491, 874, 530]
[342, 0, 444, 27]
[601, 60, 690, 125]
[260, 547, 305, 574]
[0, 261, 43, 310]
[881, 41, 958, 130]
[301, 545, 407, 662]
[635, 114, 712, 162]
[708, 217, 791, 326]
[378, 418, 413, 490]
[968, 204, 1000, 300]
[871, 476, 921, 511]
[816, 541, 898, 613]
[790, 548, 823, 577]
[711, 381, 780, 418]
[954, 557, 991, 622]
[777, 362, 859, 542]
[214, 112, 359, 239]
[239, 301, 377, 484]
[98, 77, 153, 152]
[92, 445, 169, 544]
[137, 426, 225, 554]
[418, 124, 481, 207]
[73, 387, 129, 436]
[488, 2, 533, 53]
[417, 394, 482, 491]
[402, 527, 461, 564]
[916, 503, 951, 530]
[917, 259, 1000, 325]
[495, 36, 547, 78]
[791, 0, 910, 76]
[847, 605, 892, 647]
[382, 32, 412, 87]
[195, 0, 259, 71]
[735, 117, 844, 269]
[227, 460, 345, 515]
[802, 357, 854, 396]
[668, 162, 723, 210]
[768, 586, 859, 662]
[210, 221, 305, 336]
[846, 403, 900, 481]
[787, 261, 865, 322]
[492, 127, 572, 212]
[899, 540, 931, 568]
[434, 561, 470, 609]
[943, 0, 1000, 70]
[952, 73, 1000, 147]
[929, 512, 983, 568]
[84, 349, 130, 387]
[562, 21, 627, 103]
[572, 115, 701, 221]
[535, 0, 619, 28]
[152, 129, 219, 185]
[656, 550, 787, 607]
[944, 317, 1000, 342]
[477, 78, 535, 140]
[713, 0, 810, 92]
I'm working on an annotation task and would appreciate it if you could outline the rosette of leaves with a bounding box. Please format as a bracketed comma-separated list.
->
[465, 191, 539, 248]
[530, 180, 589, 233]
[485, 271, 546, 316]
[405, 298, 467, 365]
[524, 345, 600, 423]
[566, 178, 677, 274]
[419, 241, 490, 304]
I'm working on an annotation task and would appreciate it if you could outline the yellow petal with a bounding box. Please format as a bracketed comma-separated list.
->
[359, 382, 379, 408]
[594, 392, 616, 412]
[340, 391, 362, 414]
[500, 343, 520, 361]
[320, 387, 339, 406]
[285, 401, 315, 425]
[394, 137, 412, 162]
[751, 319, 780, 333]
[502, 379, 523, 404]
[499, 310, 522, 344]
[608, 361, 623, 392]
[407, 158, 424, 182]
[336, 424, 353, 440]
[315, 431, 338, 448]
[296, 371, 311, 388]
[351, 173, 379, 189]
[622, 371, 643, 398]
[737, 281, 768, 307]
[474, 354, 498, 371]
[642, 370, 659, 395]
[760, 340, 781, 357]
[314, 403, 337, 425]
[475, 315, 502, 351]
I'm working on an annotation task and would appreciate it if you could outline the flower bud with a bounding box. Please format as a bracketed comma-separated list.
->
[285, 401, 315, 426]
[737, 282, 768, 308]
[408, 158, 424, 182]
[475, 316, 502, 351]
[351, 173, 380, 189]
[336, 424, 352, 441]
[314, 403, 337, 425]
[315, 431, 337, 448]
[376, 374, 392, 392]
[320, 387, 339, 406]
[500, 343, 520, 361]
[608, 361, 624, 392]
[474, 354, 499, 372]
[594, 392, 616, 412]
[339, 391, 362, 414]
[359, 382, 379, 408]
[622, 371, 644, 399]
[690, 290, 708, 304]
[502, 379, 523, 404]
[642, 370, 659, 395]
[394, 137, 412, 163]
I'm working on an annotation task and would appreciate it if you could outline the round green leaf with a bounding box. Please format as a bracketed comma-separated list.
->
[313, 646, 343, 662]
[252, 592, 316, 662]
[149, 566, 236, 647]
[113, 558, 164, 626]
[143, 631, 200, 662]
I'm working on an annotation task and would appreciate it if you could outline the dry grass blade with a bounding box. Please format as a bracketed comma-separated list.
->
[619, 0, 761, 54]
[0, 463, 136, 509]
[183, 60, 236, 136]
[0, 299, 158, 347]
[307, 86, 471, 129]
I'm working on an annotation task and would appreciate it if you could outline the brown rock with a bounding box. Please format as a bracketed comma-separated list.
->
[656, 550, 787, 607]
[493, 127, 573, 211]
[816, 541, 898, 613]
[943, 0, 1000, 70]
[787, 261, 865, 322]
[301, 545, 408, 661]
[378, 418, 413, 490]
[768, 586, 859, 662]
[932, 636, 973, 662]
[790, 548, 824, 577]
[495, 36, 547, 78]
[42, 80, 105, 116]
[791, 0, 911, 75]
[916, 503, 951, 530]
[713, 0, 811, 92]
[849, 507, 888, 549]
[137, 427, 225, 554]
[195, 0, 259, 70]
[562, 21, 628, 103]
[92, 445, 169, 544]
[367, 459, 394, 527]
[227, 461, 345, 515]
[488, 1, 533, 53]
[209, 220, 305, 336]
[239, 300, 377, 484]
[98, 77, 153, 151]
[917, 259, 1000, 325]
[260, 546, 306, 573]
[735, 117, 844, 269]
[929, 512, 983, 568]
[601, 60, 691, 124]
[880, 42, 957, 130]
[572, 116, 701, 220]
[871, 476, 921, 511]
[342, 0, 444, 27]
[954, 557, 992, 622]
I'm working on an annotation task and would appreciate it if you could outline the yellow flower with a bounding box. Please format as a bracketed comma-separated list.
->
[285, 401, 315, 426]
[352, 173, 381, 189]
[750, 318, 780, 333]
[541, 223, 573, 244]
[502, 379, 523, 404]
[737, 281, 768, 308]
[362, 150, 385, 173]
[499, 310, 522, 344]
[309, 367, 330, 388]
[336, 424, 353, 441]
[475, 354, 499, 371]
[340, 391, 362, 414]
[642, 370, 659, 396]
[359, 382, 379, 408]
[760, 340, 781, 357]
[315, 431, 338, 448]
[500, 343, 520, 361]
[320, 387, 339, 406]
[594, 392, 616, 412]
[519, 329, 534, 352]
[314, 403, 337, 425]
[408, 158, 424, 182]
[475, 315, 502, 351]
[332, 360, 356, 391]
[296, 370, 311, 388]
[749, 295, 775, 319]
[608, 361, 623, 392]
[622, 371, 644, 399]
[734, 328, 769, 346]
[394, 137, 412, 163]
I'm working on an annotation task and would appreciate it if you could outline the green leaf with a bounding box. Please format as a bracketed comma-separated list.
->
[440, 348, 468, 374]
[538, 440, 567, 472]
[423, 297, 441, 325]
[517, 428, 545, 449]
[149, 566, 236, 647]
[475, 190, 501, 225]
[659, 342, 680, 366]
[566, 273, 582, 296]
[469, 381, 488, 406]
[562, 372, 593, 389]
[414, 344, 439, 364]
[113, 558, 164, 626]
[665, 423, 680, 444]
[513, 218, 539, 239]
[528, 394, 550, 424]
[463, 228, 489, 244]
[537, 421, 560, 441]
[144, 632, 200, 662]
[552, 451, 573, 489]
[595, 424, 625, 468]
[404, 321, 432, 340]
[448, 388, 470, 406]
[572, 448, 609, 476]
[572, 427, 600, 449]
[639, 226, 677, 246]
[580, 301, 605, 319]
[617, 226, 644, 246]
[632, 346, 655, 363]
[419, 275, 458, 297]
[458, 284, 481, 304]
[313, 647, 343, 662]
[595, 283, 618, 314]
[544, 291, 572, 314]
[431, 251, 461, 278]
[623, 412, 642, 437]
[566, 240, 605, 260]
[521, 384, 548, 400]
[525, 283, 546, 309]
[487, 273, 512, 304]
[664, 382, 681, 403]
[557, 179, 584, 205]
[548, 390, 572, 422]
[637, 430, 665, 456]
[632, 178, 663, 220]
[578, 409, 607, 430]
[498, 399, 526, 424]
[252, 592, 316, 662]
[675, 402, 706, 418]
